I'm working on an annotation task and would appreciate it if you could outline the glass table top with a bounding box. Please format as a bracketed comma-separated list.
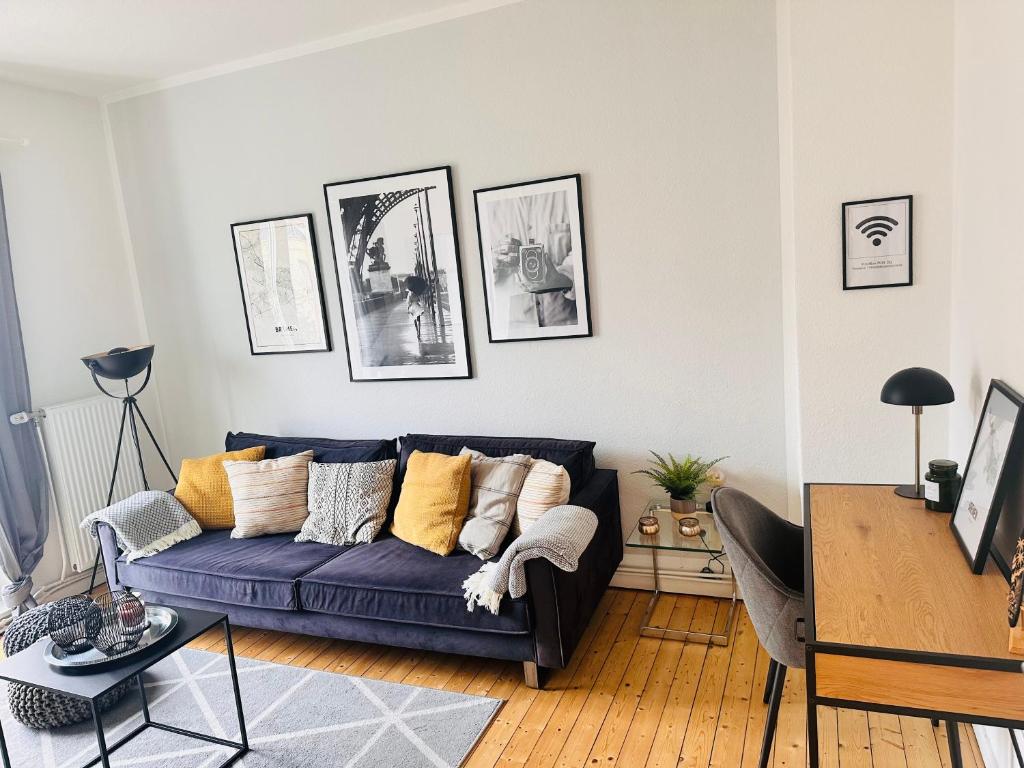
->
[625, 500, 724, 554]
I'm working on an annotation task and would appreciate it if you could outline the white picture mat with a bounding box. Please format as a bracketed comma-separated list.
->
[325, 168, 469, 380]
[232, 216, 328, 353]
[476, 176, 589, 340]
[844, 197, 911, 288]
[953, 387, 1021, 559]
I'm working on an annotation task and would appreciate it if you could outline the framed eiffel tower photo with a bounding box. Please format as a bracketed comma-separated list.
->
[323, 166, 472, 381]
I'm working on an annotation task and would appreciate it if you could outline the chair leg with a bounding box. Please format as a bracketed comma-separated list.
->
[758, 663, 786, 768]
[763, 658, 779, 704]
[946, 720, 963, 768]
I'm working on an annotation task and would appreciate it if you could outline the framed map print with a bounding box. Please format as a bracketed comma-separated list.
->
[951, 379, 1024, 573]
[230, 213, 331, 355]
[474, 174, 592, 342]
[323, 166, 472, 381]
[841, 194, 912, 290]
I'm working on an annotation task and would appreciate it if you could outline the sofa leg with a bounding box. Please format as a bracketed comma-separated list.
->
[523, 661, 541, 689]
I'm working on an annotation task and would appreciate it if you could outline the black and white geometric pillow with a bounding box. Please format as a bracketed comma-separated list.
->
[295, 460, 397, 546]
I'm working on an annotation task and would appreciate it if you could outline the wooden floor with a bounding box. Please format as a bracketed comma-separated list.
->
[189, 589, 985, 767]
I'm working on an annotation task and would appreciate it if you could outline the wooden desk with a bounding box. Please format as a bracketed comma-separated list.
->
[805, 484, 1024, 767]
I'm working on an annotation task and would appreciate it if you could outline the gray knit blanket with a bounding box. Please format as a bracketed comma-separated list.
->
[463, 504, 598, 615]
[81, 490, 201, 562]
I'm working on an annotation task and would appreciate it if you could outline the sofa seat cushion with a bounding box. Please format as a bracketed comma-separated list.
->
[298, 535, 531, 635]
[115, 530, 348, 611]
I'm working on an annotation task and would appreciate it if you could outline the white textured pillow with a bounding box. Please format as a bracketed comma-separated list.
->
[515, 459, 571, 535]
[295, 459, 396, 546]
[224, 451, 313, 539]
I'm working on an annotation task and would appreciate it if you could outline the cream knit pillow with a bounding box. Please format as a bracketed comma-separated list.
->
[515, 459, 571, 535]
[224, 451, 314, 539]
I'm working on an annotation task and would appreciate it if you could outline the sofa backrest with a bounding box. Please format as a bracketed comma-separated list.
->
[398, 434, 596, 491]
[225, 431, 398, 464]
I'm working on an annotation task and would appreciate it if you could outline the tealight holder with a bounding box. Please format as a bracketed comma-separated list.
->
[638, 515, 660, 535]
[678, 517, 702, 537]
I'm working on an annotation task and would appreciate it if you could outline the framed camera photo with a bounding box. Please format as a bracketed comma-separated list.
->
[951, 379, 1024, 574]
[841, 194, 912, 290]
[474, 174, 592, 342]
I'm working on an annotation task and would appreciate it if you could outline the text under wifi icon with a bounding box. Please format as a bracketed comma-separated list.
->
[855, 215, 899, 246]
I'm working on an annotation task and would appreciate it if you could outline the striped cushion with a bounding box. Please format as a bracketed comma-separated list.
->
[458, 449, 531, 560]
[223, 451, 314, 539]
[515, 459, 571, 535]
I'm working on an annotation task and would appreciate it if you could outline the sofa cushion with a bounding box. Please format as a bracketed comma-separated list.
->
[399, 434, 596, 490]
[298, 535, 531, 635]
[115, 530, 347, 611]
[226, 431, 398, 464]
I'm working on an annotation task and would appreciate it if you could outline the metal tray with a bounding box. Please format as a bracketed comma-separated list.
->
[44, 605, 178, 672]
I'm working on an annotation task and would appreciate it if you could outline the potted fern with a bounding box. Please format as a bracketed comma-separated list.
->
[633, 452, 727, 518]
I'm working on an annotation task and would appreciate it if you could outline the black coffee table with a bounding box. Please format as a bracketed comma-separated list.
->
[0, 604, 248, 768]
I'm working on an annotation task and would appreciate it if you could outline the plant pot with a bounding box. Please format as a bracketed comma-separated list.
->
[669, 497, 697, 520]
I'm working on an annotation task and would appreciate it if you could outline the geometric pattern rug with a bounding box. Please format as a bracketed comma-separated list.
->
[1, 648, 503, 767]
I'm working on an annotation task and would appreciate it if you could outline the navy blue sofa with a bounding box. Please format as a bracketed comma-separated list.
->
[99, 432, 622, 687]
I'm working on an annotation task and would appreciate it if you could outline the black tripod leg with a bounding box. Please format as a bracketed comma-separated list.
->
[131, 400, 177, 483]
[126, 399, 149, 491]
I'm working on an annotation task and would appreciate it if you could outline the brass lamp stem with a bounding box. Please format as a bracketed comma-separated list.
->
[913, 405, 923, 495]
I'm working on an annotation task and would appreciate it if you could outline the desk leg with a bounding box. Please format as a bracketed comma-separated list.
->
[946, 720, 963, 768]
[806, 649, 819, 768]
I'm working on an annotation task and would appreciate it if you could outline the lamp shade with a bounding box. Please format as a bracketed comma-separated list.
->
[81, 345, 154, 380]
[880, 367, 954, 406]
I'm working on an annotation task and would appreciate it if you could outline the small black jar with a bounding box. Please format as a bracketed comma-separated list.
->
[924, 459, 961, 513]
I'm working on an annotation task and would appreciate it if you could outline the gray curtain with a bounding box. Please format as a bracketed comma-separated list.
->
[0, 175, 49, 612]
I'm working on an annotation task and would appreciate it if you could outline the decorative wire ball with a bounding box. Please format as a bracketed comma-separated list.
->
[46, 595, 103, 654]
[89, 591, 147, 656]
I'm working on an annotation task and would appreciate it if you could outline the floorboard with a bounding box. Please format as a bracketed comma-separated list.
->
[179, 589, 985, 767]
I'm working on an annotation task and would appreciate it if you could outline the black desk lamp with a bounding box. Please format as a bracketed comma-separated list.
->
[880, 367, 954, 499]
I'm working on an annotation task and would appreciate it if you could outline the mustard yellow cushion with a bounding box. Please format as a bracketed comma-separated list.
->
[391, 450, 472, 556]
[174, 446, 265, 529]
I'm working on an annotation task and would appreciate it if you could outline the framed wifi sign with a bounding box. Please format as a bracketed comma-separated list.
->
[841, 194, 912, 290]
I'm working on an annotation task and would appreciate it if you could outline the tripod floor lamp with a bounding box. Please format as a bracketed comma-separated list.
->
[81, 344, 177, 591]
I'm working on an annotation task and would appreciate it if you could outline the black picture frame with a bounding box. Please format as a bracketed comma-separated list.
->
[473, 173, 592, 343]
[951, 379, 1024, 574]
[230, 213, 332, 356]
[841, 194, 913, 290]
[323, 166, 473, 382]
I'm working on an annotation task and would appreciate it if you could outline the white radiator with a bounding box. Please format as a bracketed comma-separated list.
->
[39, 395, 145, 573]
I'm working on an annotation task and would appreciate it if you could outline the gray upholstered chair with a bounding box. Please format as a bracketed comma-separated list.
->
[711, 486, 804, 768]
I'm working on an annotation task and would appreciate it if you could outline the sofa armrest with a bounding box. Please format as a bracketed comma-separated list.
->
[96, 522, 125, 591]
[524, 468, 622, 669]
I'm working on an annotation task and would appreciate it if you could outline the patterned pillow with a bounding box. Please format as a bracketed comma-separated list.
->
[223, 451, 314, 539]
[295, 460, 397, 546]
[515, 459, 571, 535]
[458, 448, 531, 560]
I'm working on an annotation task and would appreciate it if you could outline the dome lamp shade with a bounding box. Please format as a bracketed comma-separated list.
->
[81, 345, 154, 381]
[880, 367, 955, 500]
[880, 367, 955, 407]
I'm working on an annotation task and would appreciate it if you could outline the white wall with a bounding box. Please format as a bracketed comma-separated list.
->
[779, 0, 955, 491]
[0, 80, 147, 590]
[950, 1, 1024, 764]
[105, 0, 791, 574]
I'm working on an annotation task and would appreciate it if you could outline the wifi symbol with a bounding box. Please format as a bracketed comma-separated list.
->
[856, 215, 899, 246]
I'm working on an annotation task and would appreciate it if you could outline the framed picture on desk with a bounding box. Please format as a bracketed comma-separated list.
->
[951, 379, 1024, 573]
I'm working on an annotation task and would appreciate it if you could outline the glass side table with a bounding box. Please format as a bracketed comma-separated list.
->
[626, 500, 737, 646]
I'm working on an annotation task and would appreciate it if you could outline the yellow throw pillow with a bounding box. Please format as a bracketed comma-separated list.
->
[391, 450, 472, 556]
[174, 446, 266, 529]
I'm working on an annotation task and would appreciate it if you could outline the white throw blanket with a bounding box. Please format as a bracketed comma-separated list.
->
[462, 504, 598, 615]
[82, 490, 201, 562]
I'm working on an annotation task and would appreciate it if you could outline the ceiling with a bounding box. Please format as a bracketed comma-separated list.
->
[0, 0, 508, 99]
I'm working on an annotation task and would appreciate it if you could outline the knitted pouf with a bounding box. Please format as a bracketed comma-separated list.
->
[3, 604, 133, 729]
